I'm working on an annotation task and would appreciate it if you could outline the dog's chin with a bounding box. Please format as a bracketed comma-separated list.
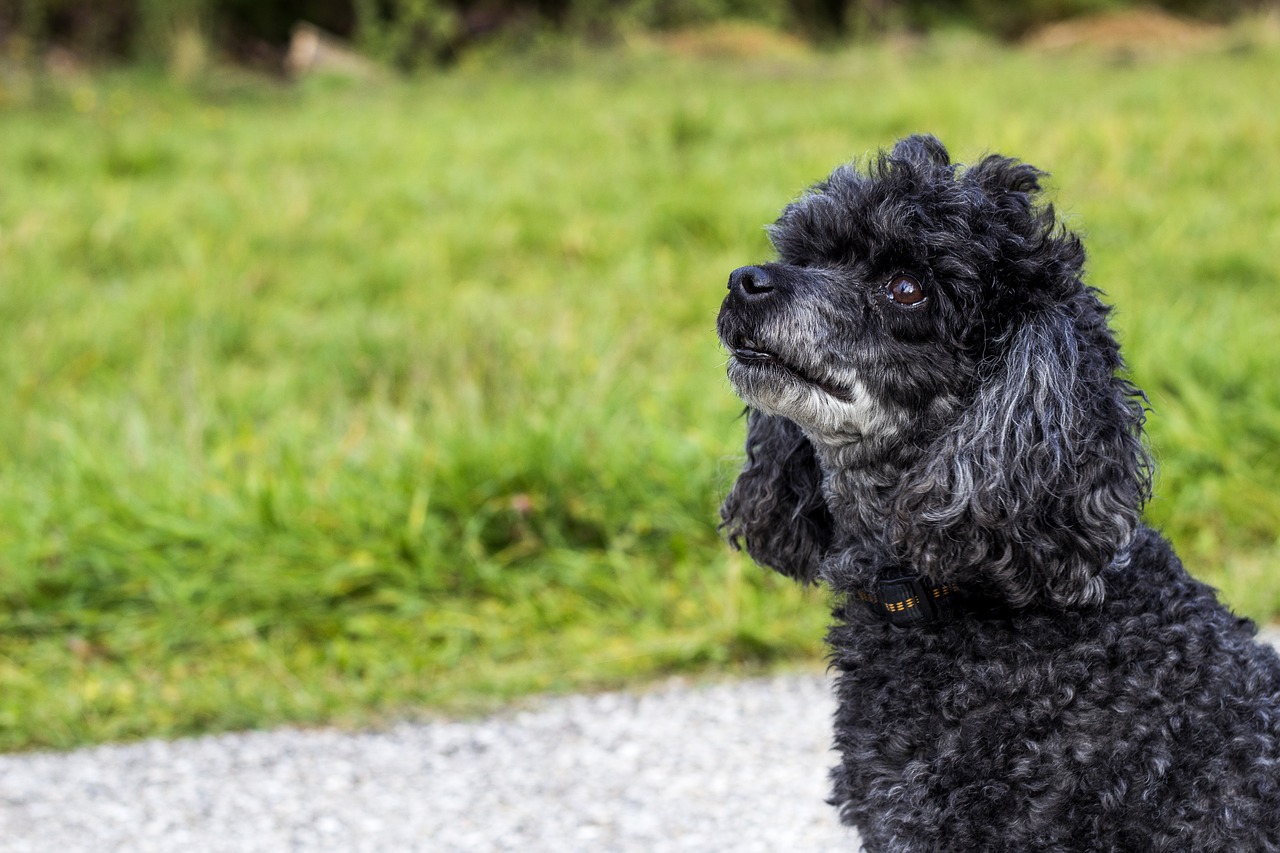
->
[726, 354, 890, 442]
[727, 348, 854, 404]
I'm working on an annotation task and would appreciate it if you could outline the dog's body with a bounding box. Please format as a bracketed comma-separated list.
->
[716, 136, 1280, 851]
[827, 526, 1280, 851]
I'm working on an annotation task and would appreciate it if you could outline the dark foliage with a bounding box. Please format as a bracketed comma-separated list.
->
[2, 0, 1271, 67]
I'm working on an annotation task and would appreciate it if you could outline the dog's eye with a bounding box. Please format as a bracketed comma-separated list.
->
[887, 274, 926, 307]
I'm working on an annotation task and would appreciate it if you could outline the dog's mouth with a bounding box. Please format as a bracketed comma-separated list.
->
[729, 341, 855, 404]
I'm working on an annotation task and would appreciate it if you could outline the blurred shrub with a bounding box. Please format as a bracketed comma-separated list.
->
[1, 0, 1275, 68]
[4, 0, 136, 58]
[352, 0, 463, 68]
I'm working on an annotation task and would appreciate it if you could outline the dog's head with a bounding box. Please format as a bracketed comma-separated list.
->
[718, 135, 1151, 608]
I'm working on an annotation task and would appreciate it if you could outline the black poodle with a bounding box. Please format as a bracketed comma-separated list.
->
[716, 135, 1280, 851]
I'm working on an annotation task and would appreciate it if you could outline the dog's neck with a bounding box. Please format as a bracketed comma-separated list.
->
[812, 441, 903, 532]
[801, 387, 969, 593]
[809, 436, 929, 592]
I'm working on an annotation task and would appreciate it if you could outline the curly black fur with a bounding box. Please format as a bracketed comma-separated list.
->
[720, 410, 832, 584]
[717, 135, 1280, 851]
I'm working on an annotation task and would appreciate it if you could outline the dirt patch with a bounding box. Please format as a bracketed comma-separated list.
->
[1024, 7, 1224, 56]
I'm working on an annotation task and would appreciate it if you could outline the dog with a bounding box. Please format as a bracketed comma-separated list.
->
[716, 135, 1280, 851]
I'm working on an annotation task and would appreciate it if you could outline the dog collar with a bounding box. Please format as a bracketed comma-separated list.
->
[854, 577, 964, 627]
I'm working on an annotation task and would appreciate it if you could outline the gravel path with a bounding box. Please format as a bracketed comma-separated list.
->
[0, 672, 860, 852]
[10, 630, 1279, 852]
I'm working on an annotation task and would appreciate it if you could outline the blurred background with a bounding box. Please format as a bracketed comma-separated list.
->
[1, 0, 1278, 752]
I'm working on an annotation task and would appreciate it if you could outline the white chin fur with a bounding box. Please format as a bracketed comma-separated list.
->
[728, 365, 897, 443]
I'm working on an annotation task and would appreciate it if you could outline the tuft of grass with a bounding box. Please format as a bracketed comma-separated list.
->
[1, 38, 1278, 750]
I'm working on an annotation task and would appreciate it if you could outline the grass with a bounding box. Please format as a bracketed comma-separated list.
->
[1, 30, 1279, 751]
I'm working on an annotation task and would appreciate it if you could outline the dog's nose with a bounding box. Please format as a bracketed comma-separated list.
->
[728, 265, 774, 299]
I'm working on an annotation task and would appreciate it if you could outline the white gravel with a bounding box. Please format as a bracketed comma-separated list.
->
[12, 631, 1276, 852]
[0, 672, 860, 852]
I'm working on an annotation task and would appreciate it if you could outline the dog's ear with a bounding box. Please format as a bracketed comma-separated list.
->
[889, 134, 951, 168]
[891, 299, 1152, 608]
[721, 410, 832, 585]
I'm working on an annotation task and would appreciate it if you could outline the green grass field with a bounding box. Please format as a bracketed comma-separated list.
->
[2, 30, 1279, 751]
